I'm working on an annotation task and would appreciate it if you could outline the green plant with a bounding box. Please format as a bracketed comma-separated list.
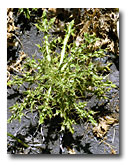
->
[7, 11, 116, 134]
[18, 8, 38, 19]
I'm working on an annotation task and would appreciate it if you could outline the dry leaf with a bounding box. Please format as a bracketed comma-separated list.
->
[80, 20, 90, 35]
[93, 118, 109, 138]
[79, 8, 119, 54]
[67, 147, 76, 154]
[104, 116, 117, 125]
[108, 41, 114, 53]
[93, 115, 118, 138]
[111, 149, 116, 154]
[48, 8, 57, 13]
[100, 120, 109, 131]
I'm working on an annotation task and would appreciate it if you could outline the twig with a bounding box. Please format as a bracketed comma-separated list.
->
[7, 71, 10, 82]
[12, 33, 23, 49]
[99, 139, 116, 154]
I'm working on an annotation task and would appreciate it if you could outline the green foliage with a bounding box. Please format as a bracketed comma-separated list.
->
[18, 8, 38, 19]
[8, 11, 116, 134]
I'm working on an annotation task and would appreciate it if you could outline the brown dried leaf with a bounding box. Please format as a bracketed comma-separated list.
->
[100, 120, 109, 132]
[93, 115, 118, 138]
[7, 41, 18, 47]
[79, 8, 119, 55]
[67, 147, 76, 154]
[111, 149, 116, 154]
[108, 41, 115, 53]
[48, 8, 57, 13]
[93, 118, 109, 138]
[104, 116, 118, 125]
[79, 20, 91, 35]
[7, 32, 12, 39]
[93, 40, 102, 49]
[7, 8, 18, 44]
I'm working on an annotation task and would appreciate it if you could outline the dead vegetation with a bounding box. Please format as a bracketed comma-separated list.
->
[77, 8, 119, 55]
[7, 8, 18, 47]
[46, 8, 119, 55]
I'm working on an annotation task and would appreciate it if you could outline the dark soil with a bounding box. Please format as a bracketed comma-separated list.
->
[7, 8, 119, 154]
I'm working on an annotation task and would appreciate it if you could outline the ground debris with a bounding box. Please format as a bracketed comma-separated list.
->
[77, 8, 119, 55]
[93, 116, 118, 138]
[67, 146, 76, 154]
[7, 51, 27, 82]
[7, 8, 19, 47]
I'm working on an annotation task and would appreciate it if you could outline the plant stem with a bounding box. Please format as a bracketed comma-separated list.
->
[44, 35, 51, 62]
[59, 20, 74, 66]
[7, 132, 29, 148]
